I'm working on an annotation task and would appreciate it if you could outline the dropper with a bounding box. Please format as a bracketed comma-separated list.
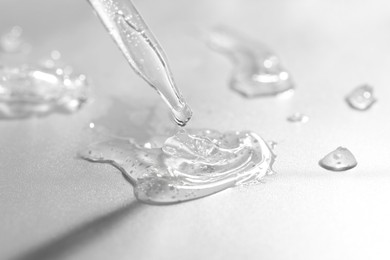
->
[87, 0, 192, 126]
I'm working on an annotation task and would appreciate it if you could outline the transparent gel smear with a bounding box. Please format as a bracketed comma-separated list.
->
[79, 129, 275, 204]
[0, 60, 89, 119]
[345, 84, 377, 111]
[87, 0, 192, 126]
[207, 27, 294, 97]
[319, 147, 357, 171]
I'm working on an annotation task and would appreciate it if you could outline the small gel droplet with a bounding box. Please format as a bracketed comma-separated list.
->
[287, 112, 309, 123]
[319, 147, 357, 171]
[207, 27, 294, 97]
[345, 84, 376, 111]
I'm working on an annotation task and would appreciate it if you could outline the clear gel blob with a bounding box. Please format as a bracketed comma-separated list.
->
[345, 84, 376, 111]
[0, 26, 29, 54]
[87, 0, 192, 126]
[79, 128, 275, 204]
[207, 27, 294, 97]
[287, 112, 309, 123]
[319, 147, 357, 171]
[0, 53, 89, 119]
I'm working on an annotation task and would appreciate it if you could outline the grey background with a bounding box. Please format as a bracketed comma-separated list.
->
[1, 0, 390, 259]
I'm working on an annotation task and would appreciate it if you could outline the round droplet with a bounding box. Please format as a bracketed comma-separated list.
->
[287, 112, 309, 123]
[319, 147, 357, 171]
[346, 85, 376, 111]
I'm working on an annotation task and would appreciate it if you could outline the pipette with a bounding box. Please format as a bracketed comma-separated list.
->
[87, 0, 192, 126]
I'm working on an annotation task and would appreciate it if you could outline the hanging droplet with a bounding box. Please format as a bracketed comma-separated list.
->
[87, 0, 192, 126]
[319, 147, 357, 171]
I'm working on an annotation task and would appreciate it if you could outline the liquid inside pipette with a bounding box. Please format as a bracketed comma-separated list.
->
[87, 0, 192, 126]
[83, 2, 276, 204]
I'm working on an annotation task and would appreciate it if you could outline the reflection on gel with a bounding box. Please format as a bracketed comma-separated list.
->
[207, 27, 294, 97]
[80, 128, 275, 204]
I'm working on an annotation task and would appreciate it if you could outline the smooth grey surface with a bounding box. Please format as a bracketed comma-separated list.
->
[1, 0, 390, 259]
